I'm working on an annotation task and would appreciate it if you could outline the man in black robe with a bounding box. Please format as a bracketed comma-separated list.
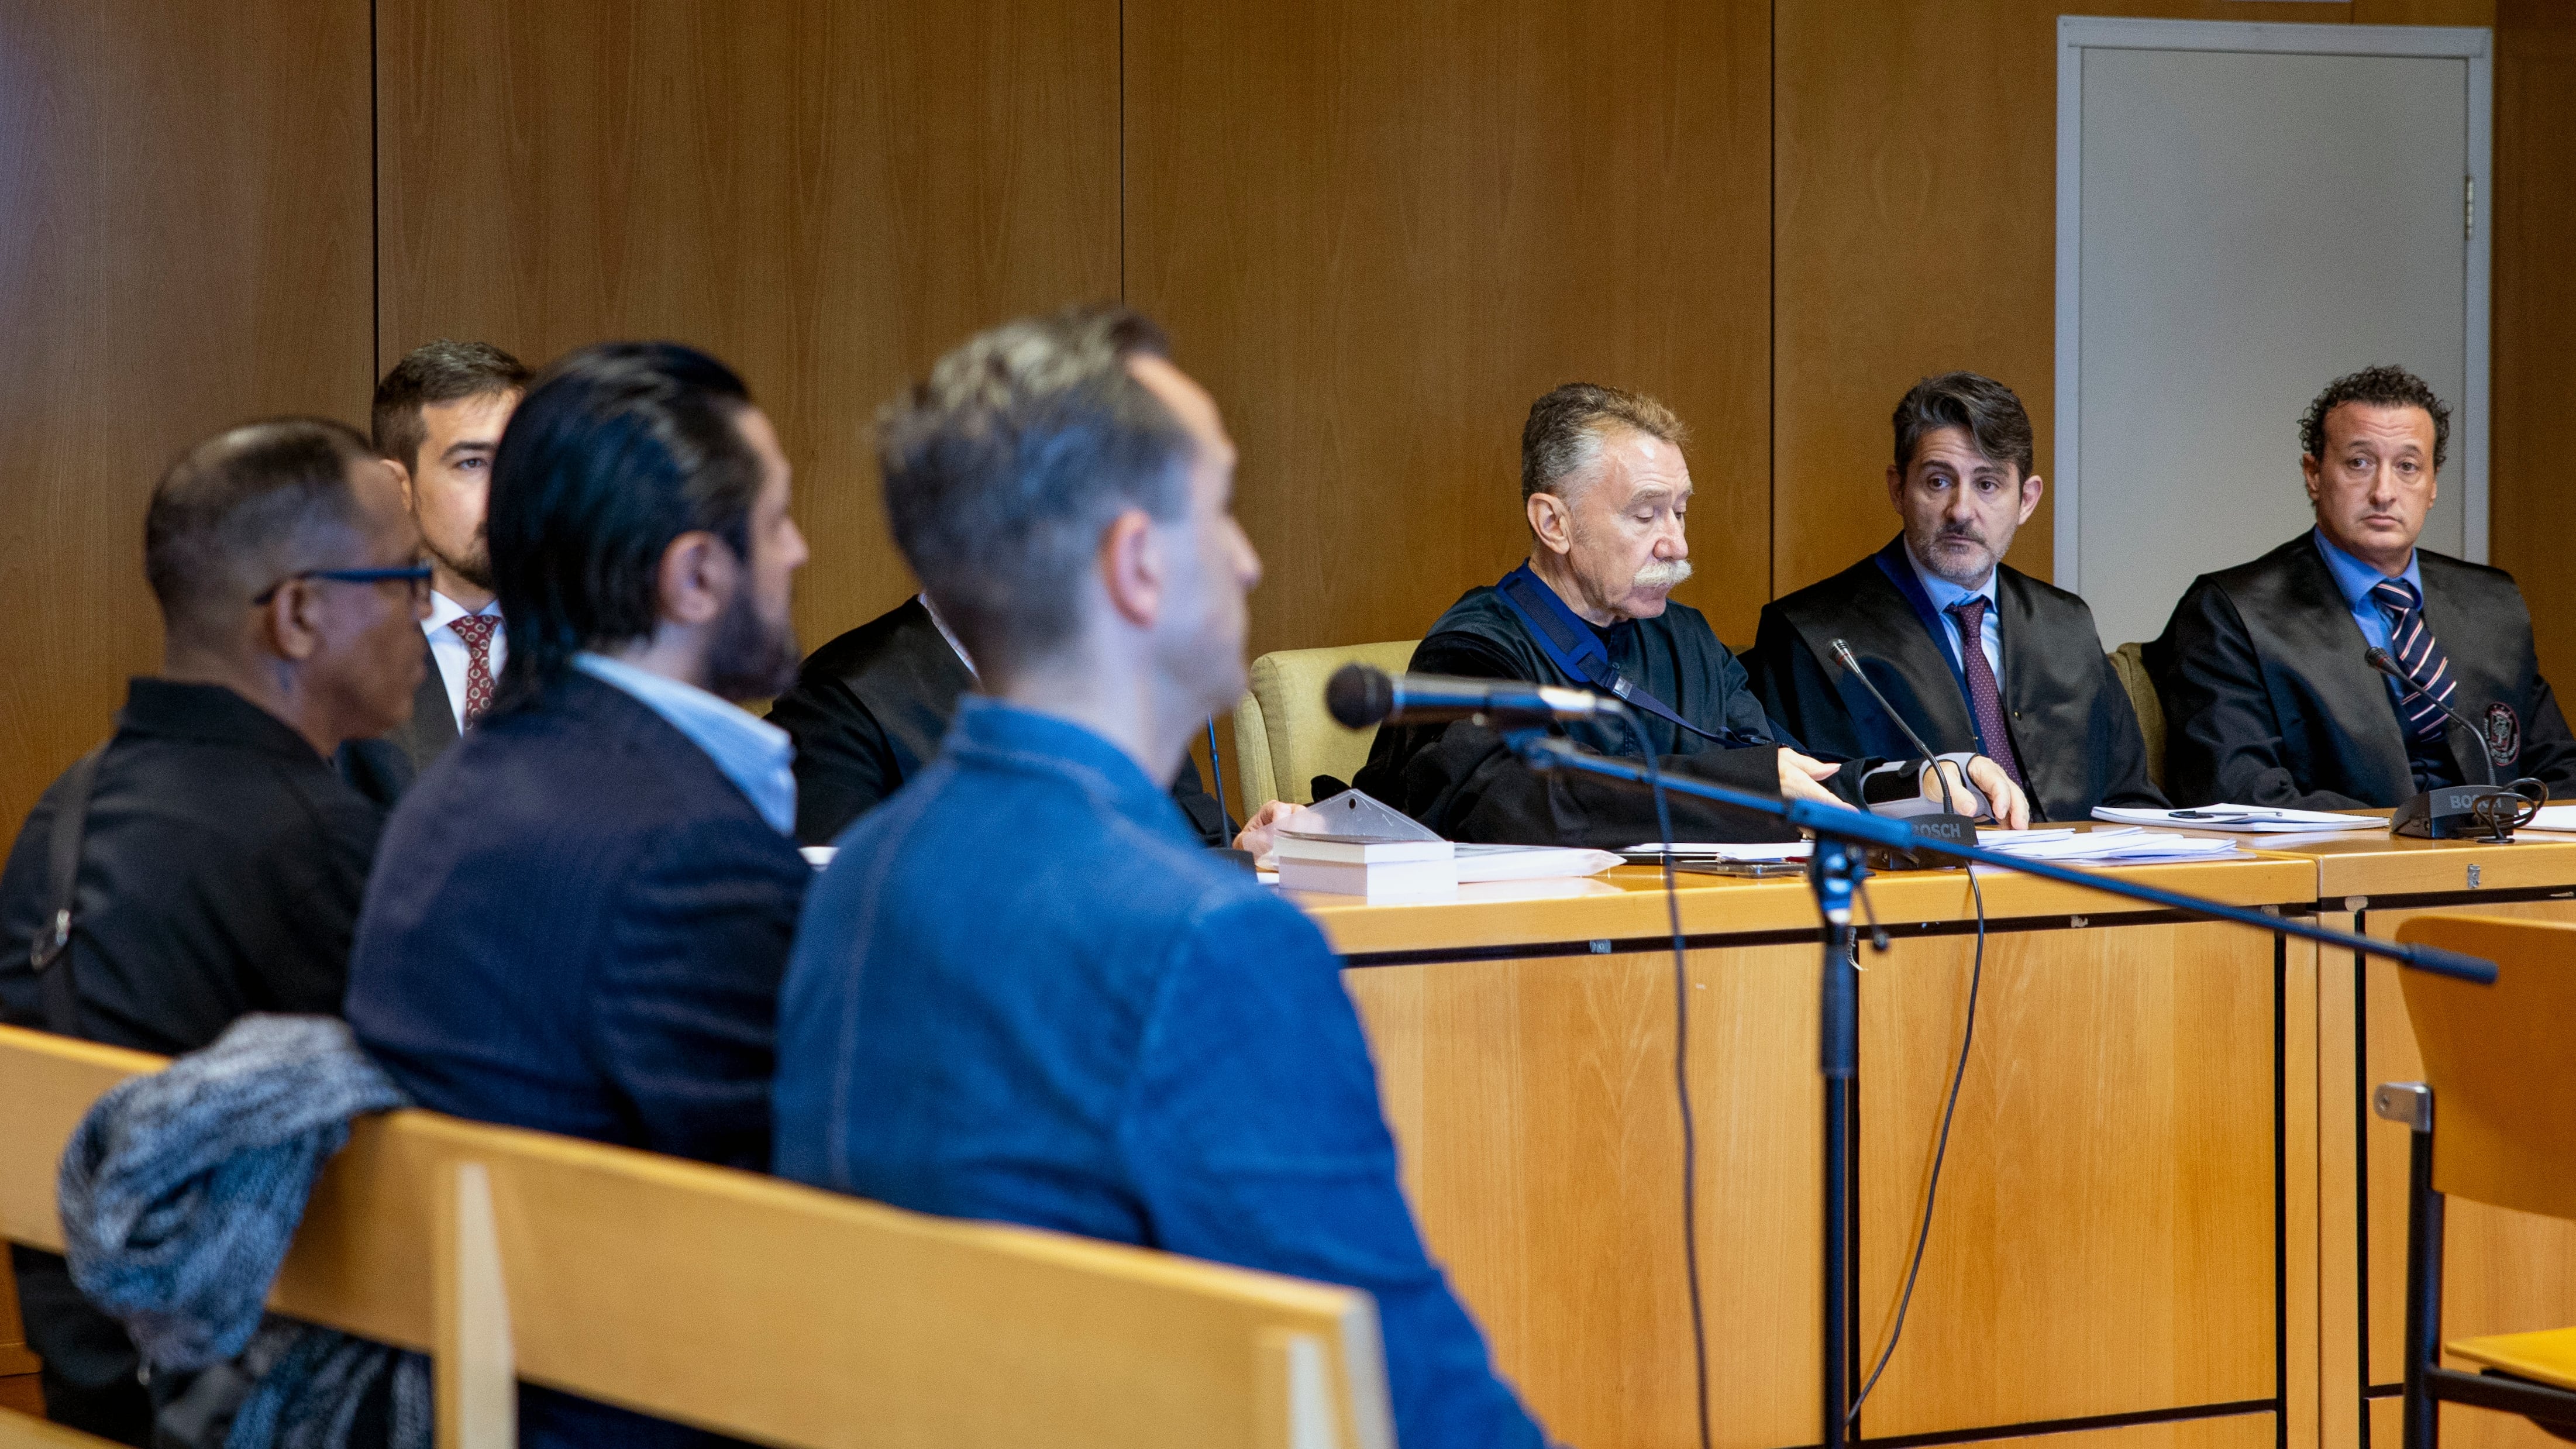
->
[769, 593, 1259, 848]
[2147, 364, 2576, 807]
[1748, 373, 2164, 823]
[1354, 383, 2028, 846]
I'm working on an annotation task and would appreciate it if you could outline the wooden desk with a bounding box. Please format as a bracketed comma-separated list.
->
[1296, 856, 2318, 1449]
[2251, 828, 2576, 1449]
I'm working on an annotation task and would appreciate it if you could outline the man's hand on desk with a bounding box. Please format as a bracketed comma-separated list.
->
[1780, 749, 1847, 809]
[1955, 755, 2031, 830]
[1234, 799, 1304, 859]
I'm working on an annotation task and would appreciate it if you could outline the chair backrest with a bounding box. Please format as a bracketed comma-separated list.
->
[2108, 642, 2167, 791]
[1233, 641, 1421, 811]
[2392, 914, 2576, 1223]
[0, 1024, 1395, 1449]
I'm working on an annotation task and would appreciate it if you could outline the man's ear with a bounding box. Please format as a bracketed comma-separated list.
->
[385, 456, 415, 512]
[1526, 492, 1574, 556]
[2300, 455, 2323, 507]
[266, 583, 323, 663]
[1097, 509, 1163, 629]
[654, 530, 733, 629]
[1886, 463, 1908, 514]
[2016, 472, 2046, 525]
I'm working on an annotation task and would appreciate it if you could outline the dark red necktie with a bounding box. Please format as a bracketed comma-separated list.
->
[447, 613, 500, 728]
[1945, 598, 2026, 791]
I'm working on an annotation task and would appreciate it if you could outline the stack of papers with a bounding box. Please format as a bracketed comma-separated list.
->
[1273, 835, 1457, 902]
[1977, 825, 2240, 863]
[2519, 805, 2576, 832]
[1452, 844, 1624, 882]
[1620, 841, 1813, 864]
[2093, 804, 2382, 834]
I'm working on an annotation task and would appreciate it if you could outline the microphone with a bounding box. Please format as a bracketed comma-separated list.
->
[2364, 648, 2499, 787]
[1324, 663, 1617, 729]
[2361, 647, 2532, 840]
[1827, 639, 1990, 829]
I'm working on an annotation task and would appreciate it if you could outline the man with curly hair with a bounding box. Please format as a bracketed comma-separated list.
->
[2148, 364, 2576, 806]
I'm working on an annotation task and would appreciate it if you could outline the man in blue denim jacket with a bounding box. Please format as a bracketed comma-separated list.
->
[772, 306, 1548, 1448]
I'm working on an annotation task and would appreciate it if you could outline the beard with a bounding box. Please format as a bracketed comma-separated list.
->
[705, 586, 802, 701]
[426, 532, 494, 593]
[1633, 557, 1693, 590]
[1911, 524, 1998, 586]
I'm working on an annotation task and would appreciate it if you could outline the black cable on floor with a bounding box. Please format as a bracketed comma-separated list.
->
[1847, 865, 1986, 1426]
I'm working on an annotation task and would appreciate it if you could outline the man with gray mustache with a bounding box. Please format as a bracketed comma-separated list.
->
[1357, 383, 2028, 845]
[1747, 373, 2164, 822]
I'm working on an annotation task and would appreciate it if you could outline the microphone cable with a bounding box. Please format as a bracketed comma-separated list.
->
[1847, 860, 1986, 1427]
[1621, 707, 1714, 1449]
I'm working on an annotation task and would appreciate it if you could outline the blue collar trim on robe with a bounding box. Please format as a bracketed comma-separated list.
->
[1493, 563, 1752, 745]
[1872, 535, 1974, 702]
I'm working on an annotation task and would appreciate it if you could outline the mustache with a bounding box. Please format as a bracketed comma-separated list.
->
[1634, 558, 1693, 589]
[1934, 525, 1987, 546]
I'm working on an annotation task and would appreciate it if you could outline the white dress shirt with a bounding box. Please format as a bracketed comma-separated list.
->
[423, 592, 508, 731]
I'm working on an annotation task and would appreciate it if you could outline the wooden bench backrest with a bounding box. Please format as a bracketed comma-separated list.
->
[2394, 913, 2576, 1223]
[0, 1024, 1395, 1449]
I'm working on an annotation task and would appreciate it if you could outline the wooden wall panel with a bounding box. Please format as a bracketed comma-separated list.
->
[0, 2, 373, 829]
[1124, 1, 1776, 653]
[2489, 1, 2575, 676]
[1772, 0, 2438, 610]
[374, 0, 1122, 655]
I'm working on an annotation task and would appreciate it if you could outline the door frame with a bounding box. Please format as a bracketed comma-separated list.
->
[2052, 16, 2494, 592]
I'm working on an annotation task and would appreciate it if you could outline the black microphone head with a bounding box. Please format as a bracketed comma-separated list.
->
[1830, 638, 1862, 674]
[2364, 647, 2399, 676]
[1325, 662, 1394, 729]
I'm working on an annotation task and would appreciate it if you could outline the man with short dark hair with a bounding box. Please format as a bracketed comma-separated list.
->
[2148, 364, 2576, 807]
[366, 340, 530, 779]
[772, 307, 1548, 1449]
[1354, 381, 2028, 845]
[347, 342, 810, 1448]
[0, 419, 428, 1443]
[1747, 372, 2165, 821]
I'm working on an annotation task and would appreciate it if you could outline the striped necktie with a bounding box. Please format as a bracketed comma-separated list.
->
[2370, 577, 2452, 746]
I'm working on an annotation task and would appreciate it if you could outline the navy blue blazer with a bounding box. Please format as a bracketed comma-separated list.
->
[346, 670, 807, 1448]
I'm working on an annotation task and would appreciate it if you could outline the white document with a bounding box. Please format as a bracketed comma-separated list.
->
[1979, 825, 2239, 863]
[2093, 804, 2382, 833]
[2518, 805, 2576, 833]
[1451, 844, 1624, 883]
[1621, 840, 1814, 863]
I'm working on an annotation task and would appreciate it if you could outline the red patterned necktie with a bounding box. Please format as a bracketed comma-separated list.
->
[1945, 597, 2027, 791]
[447, 613, 501, 728]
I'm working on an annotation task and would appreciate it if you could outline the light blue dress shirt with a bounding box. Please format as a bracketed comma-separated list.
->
[573, 652, 797, 835]
[2310, 525, 2426, 656]
[1903, 546, 2005, 684]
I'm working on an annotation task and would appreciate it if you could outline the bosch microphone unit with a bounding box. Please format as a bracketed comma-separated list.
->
[1828, 639, 1982, 869]
[2362, 648, 2541, 841]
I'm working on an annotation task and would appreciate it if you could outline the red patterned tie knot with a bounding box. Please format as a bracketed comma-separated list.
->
[448, 612, 501, 728]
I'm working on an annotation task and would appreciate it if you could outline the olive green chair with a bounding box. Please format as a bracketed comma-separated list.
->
[2109, 641, 2168, 793]
[1232, 641, 1421, 812]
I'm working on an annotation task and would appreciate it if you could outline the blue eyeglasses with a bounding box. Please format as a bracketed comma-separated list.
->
[251, 563, 435, 605]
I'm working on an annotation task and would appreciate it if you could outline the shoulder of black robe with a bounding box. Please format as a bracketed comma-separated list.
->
[2417, 550, 2576, 795]
[1351, 583, 1855, 846]
[2145, 534, 2409, 808]
[1989, 565, 2167, 816]
[772, 597, 1235, 847]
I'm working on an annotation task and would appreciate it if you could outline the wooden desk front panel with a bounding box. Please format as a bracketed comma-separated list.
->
[2323, 894, 2576, 1449]
[1344, 914, 2291, 1449]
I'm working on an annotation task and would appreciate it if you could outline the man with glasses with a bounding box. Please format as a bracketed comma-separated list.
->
[0, 417, 429, 1443]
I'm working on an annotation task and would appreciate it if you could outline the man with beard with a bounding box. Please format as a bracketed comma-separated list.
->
[346, 343, 810, 1449]
[1354, 383, 2027, 845]
[366, 340, 529, 779]
[1747, 373, 2164, 822]
[2147, 364, 2576, 806]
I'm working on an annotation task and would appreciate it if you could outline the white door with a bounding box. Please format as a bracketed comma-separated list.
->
[2055, 19, 2490, 649]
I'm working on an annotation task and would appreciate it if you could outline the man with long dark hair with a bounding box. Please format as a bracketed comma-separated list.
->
[346, 342, 810, 1448]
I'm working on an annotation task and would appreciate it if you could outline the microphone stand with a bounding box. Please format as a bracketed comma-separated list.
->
[1501, 730, 2494, 1449]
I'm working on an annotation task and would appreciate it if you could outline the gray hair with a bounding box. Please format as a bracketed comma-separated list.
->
[144, 418, 379, 645]
[877, 305, 1191, 677]
[1520, 383, 1688, 502]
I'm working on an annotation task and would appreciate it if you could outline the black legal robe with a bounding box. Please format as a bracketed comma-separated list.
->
[1351, 582, 1873, 846]
[767, 597, 1233, 847]
[2145, 533, 2576, 808]
[1747, 538, 2165, 823]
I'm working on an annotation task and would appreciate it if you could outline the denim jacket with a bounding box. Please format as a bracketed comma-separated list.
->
[773, 697, 1547, 1448]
